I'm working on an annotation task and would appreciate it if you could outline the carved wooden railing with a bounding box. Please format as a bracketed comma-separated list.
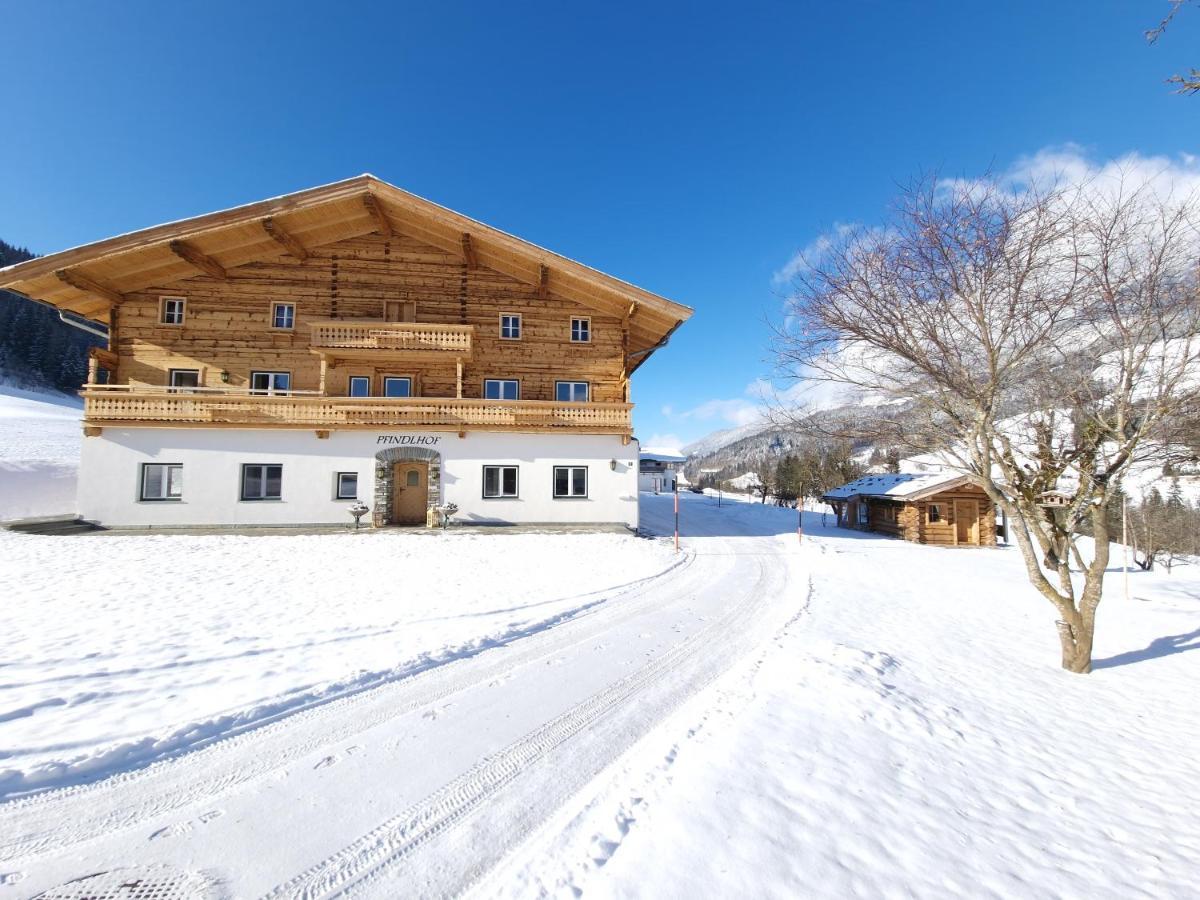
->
[308, 319, 474, 355]
[80, 385, 632, 433]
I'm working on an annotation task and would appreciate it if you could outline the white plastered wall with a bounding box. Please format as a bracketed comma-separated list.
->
[78, 428, 640, 528]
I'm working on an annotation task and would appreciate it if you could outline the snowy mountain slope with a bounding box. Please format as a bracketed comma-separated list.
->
[681, 420, 772, 457]
[0, 384, 81, 520]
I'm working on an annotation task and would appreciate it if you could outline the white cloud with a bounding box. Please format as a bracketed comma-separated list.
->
[662, 380, 770, 429]
[641, 433, 686, 455]
[772, 222, 856, 286]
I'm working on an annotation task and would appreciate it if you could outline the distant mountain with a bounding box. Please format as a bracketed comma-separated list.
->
[681, 420, 772, 457]
[0, 239, 103, 394]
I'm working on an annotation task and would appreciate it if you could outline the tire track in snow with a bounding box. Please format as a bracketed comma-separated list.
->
[0, 548, 706, 863]
[263, 540, 785, 899]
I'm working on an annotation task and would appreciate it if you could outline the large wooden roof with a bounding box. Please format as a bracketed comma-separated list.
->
[0, 174, 691, 361]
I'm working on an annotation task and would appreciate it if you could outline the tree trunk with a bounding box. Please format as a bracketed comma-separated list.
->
[1057, 615, 1094, 673]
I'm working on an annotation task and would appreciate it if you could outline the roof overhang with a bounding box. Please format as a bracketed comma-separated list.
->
[0, 174, 692, 361]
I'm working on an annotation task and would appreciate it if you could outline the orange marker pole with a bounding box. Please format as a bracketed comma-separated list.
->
[674, 481, 680, 553]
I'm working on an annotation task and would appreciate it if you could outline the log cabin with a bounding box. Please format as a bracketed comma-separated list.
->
[823, 473, 996, 547]
[0, 175, 692, 529]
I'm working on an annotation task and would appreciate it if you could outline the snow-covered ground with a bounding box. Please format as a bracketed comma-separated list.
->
[499, 496, 1200, 899]
[0, 529, 679, 799]
[1, 393, 1197, 898]
[0, 384, 81, 520]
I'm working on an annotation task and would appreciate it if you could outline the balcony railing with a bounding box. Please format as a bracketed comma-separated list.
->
[308, 319, 473, 356]
[80, 385, 632, 434]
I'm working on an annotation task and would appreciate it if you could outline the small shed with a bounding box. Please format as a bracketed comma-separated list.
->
[822, 472, 996, 547]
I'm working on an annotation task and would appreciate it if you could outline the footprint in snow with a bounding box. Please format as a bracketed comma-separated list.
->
[0, 872, 25, 885]
[150, 809, 223, 840]
[422, 704, 453, 720]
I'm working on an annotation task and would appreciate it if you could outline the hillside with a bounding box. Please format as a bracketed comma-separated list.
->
[0, 238, 103, 393]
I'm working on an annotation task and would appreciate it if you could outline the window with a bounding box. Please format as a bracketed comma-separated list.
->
[857, 502, 869, 525]
[500, 314, 522, 340]
[928, 503, 942, 523]
[553, 466, 588, 498]
[483, 379, 520, 400]
[140, 463, 182, 501]
[168, 369, 200, 392]
[483, 465, 519, 498]
[384, 300, 416, 322]
[336, 472, 358, 500]
[271, 303, 295, 330]
[555, 381, 590, 402]
[383, 376, 412, 398]
[570, 317, 591, 342]
[241, 464, 283, 500]
[348, 376, 371, 397]
[160, 297, 186, 325]
[406, 469, 420, 487]
[250, 371, 291, 395]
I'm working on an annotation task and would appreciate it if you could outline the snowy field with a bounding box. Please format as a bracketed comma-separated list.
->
[1, 390, 1198, 897]
[0, 385, 81, 521]
[500, 495, 1200, 898]
[0, 528, 679, 799]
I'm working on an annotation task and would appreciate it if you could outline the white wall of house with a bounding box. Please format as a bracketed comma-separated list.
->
[78, 428, 640, 528]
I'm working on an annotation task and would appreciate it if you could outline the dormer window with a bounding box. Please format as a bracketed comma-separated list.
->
[160, 297, 186, 325]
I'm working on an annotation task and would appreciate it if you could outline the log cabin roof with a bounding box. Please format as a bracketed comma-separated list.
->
[0, 174, 692, 364]
[823, 472, 973, 502]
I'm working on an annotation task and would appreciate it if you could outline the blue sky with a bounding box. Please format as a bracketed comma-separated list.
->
[2, 1, 1198, 449]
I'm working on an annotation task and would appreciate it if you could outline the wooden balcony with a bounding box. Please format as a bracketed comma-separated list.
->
[308, 319, 473, 360]
[79, 385, 633, 436]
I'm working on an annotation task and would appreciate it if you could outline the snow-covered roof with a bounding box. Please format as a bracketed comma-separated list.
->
[823, 472, 970, 502]
[639, 451, 687, 463]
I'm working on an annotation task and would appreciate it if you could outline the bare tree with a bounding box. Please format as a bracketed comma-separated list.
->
[1146, 1, 1200, 93]
[774, 174, 1200, 673]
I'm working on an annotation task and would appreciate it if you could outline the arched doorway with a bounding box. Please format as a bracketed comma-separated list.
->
[372, 446, 442, 526]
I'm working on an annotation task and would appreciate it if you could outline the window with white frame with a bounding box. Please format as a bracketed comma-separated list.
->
[336, 472, 358, 500]
[383, 376, 412, 397]
[555, 381, 589, 402]
[483, 379, 519, 400]
[483, 465, 519, 498]
[140, 463, 183, 501]
[160, 297, 186, 325]
[500, 314, 522, 339]
[241, 464, 283, 500]
[570, 317, 591, 342]
[272, 302, 296, 330]
[348, 375, 371, 397]
[168, 369, 200, 392]
[553, 466, 588, 498]
[250, 371, 291, 395]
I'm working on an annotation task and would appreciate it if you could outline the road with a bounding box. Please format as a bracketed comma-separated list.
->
[0, 492, 806, 899]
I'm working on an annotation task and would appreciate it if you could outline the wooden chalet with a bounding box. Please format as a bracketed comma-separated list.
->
[823, 473, 996, 547]
[0, 175, 692, 529]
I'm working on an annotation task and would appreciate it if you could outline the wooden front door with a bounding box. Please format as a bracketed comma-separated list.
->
[954, 500, 978, 545]
[392, 462, 429, 525]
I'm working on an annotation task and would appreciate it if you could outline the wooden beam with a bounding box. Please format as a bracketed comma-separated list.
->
[362, 192, 394, 239]
[54, 268, 125, 305]
[261, 217, 308, 261]
[169, 240, 227, 279]
[538, 264, 549, 300]
[460, 232, 478, 268]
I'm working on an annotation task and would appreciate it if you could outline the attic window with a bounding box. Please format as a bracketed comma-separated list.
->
[161, 296, 186, 325]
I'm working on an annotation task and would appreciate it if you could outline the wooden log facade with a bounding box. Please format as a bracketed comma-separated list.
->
[0, 176, 692, 529]
[825, 475, 996, 548]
